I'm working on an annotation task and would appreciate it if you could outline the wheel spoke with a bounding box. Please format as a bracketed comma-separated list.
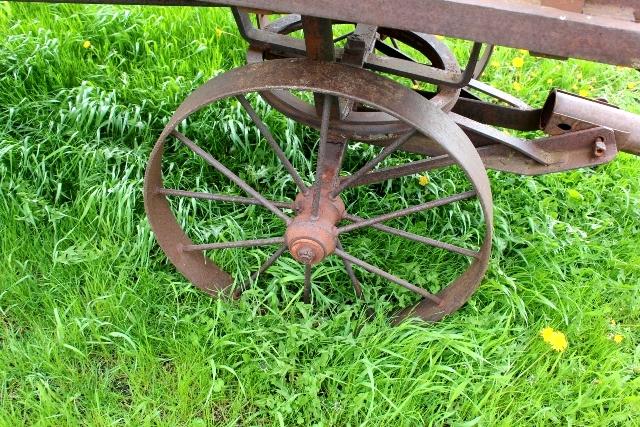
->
[344, 213, 479, 258]
[236, 95, 308, 193]
[333, 248, 441, 304]
[338, 190, 477, 234]
[375, 38, 412, 62]
[157, 188, 292, 210]
[333, 31, 354, 44]
[341, 154, 455, 188]
[236, 245, 287, 296]
[331, 129, 417, 197]
[303, 263, 312, 303]
[311, 94, 334, 217]
[182, 237, 284, 252]
[172, 130, 291, 223]
[336, 240, 362, 297]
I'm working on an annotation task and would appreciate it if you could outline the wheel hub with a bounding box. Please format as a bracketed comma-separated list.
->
[285, 190, 345, 265]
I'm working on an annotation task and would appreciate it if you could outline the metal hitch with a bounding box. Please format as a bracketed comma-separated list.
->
[541, 89, 640, 157]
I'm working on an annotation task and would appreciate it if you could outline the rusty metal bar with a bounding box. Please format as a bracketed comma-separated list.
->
[541, 89, 640, 156]
[157, 188, 293, 209]
[451, 96, 540, 131]
[236, 94, 308, 192]
[301, 15, 335, 62]
[342, 154, 456, 188]
[215, 0, 640, 67]
[303, 263, 312, 302]
[13, 0, 215, 5]
[12, 1, 640, 67]
[341, 23, 378, 68]
[333, 248, 442, 304]
[237, 244, 287, 295]
[452, 113, 551, 164]
[311, 95, 333, 218]
[465, 79, 532, 110]
[331, 129, 417, 197]
[338, 191, 477, 234]
[234, 10, 493, 88]
[172, 130, 291, 223]
[336, 240, 362, 298]
[343, 213, 480, 258]
[183, 236, 285, 251]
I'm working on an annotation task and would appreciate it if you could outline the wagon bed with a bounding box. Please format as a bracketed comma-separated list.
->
[28, 0, 640, 67]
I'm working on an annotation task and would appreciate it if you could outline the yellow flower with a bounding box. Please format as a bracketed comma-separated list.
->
[548, 331, 568, 352]
[512, 57, 525, 68]
[613, 334, 624, 344]
[512, 81, 523, 92]
[491, 60, 501, 68]
[215, 27, 224, 37]
[82, 40, 91, 49]
[540, 327, 555, 341]
[541, 327, 568, 352]
[579, 89, 590, 97]
[629, 82, 637, 90]
[418, 175, 429, 186]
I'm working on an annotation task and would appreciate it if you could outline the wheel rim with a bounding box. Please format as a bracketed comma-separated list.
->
[144, 59, 493, 322]
[246, 17, 461, 140]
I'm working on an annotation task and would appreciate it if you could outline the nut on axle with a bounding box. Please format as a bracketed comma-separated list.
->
[593, 137, 607, 157]
[285, 190, 345, 265]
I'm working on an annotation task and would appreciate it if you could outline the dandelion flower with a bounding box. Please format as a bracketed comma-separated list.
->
[613, 334, 624, 344]
[540, 327, 568, 352]
[82, 40, 91, 49]
[512, 57, 525, 68]
[579, 88, 590, 97]
[548, 331, 568, 352]
[418, 175, 429, 186]
[512, 81, 523, 92]
[540, 327, 555, 341]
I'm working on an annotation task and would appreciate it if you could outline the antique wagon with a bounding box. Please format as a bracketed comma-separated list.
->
[14, 0, 640, 321]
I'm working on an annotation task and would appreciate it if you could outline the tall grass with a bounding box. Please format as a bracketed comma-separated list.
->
[1, 3, 639, 425]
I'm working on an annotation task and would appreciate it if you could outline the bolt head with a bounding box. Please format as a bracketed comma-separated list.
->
[297, 247, 316, 264]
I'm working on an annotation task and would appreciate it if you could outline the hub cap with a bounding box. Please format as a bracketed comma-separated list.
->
[285, 190, 345, 265]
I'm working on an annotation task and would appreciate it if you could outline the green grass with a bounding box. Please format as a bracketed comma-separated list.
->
[1, 3, 640, 426]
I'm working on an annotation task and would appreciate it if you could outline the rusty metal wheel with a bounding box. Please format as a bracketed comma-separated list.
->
[246, 16, 461, 141]
[144, 59, 493, 322]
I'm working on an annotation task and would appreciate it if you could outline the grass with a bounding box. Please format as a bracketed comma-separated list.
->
[1, 3, 640, 426]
